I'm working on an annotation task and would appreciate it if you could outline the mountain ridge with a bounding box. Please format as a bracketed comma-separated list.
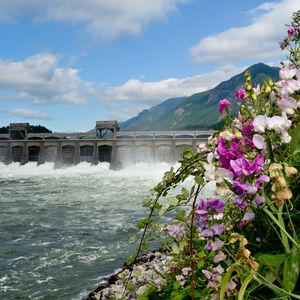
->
[120, 63, 279, 131]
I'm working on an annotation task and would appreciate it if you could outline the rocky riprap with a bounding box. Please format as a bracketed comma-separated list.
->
[87, 251, 171, 300]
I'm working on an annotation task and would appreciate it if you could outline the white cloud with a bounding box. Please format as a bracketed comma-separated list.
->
[101, 64, 242, 106]
[8, 108, 51, 120]
[0, 0, 188, 40]
[0, 53, 244, 122]
[0, 53, 93, 104]
[189, 0, 299, 65]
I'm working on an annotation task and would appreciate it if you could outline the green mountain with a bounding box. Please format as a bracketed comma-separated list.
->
[121, 63, 279, 131]
[121, 96, 187, 131]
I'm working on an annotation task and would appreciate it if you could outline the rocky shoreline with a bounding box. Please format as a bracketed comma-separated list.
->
[87, 251, 171, 300]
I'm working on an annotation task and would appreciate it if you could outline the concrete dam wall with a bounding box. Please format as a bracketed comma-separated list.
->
[0, 130, 214, 168]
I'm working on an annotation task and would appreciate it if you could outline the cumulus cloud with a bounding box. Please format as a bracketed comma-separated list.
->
[189, 0, 299, 65]
[8, 108, 51, 120]
[0, 53, 93, 104]
[0, 0, 188, 39]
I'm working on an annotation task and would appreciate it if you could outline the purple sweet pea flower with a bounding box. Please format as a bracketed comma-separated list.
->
[195, 198, 208, 221]
[242, 211, 255, 221]
[176, 275, 186, 286]
[232, 180, 257, 196]
[249, 154, 264, 174]
[202, 228, 215, 237]
[213, 265, 224, 275]
[230, 156, 252, 177]
[288, 26, 298, 37]
[255, 175, 270, 189]
[234, 89, 246, 101]
[232, 198, 247, 209]
[205, 239, 224, 251]
[182, 267, 191, 276]
[252, 196, 265, 207]
[207, 199, 225, 213]
[239, 211, 255, 228]
[202, 224, 224, 237]
[230, 154, 264, 178]
[242, 124, 254, 136]
[213, 251, 227, 263]
[211, 224, 225, 235]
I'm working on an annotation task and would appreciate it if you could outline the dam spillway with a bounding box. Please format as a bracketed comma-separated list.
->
[0, 123, 215, 168]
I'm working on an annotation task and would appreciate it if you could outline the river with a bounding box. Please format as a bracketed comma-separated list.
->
[0, 162, 179, 300]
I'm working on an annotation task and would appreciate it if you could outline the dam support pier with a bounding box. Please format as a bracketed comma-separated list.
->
[0, 122, 214, 168]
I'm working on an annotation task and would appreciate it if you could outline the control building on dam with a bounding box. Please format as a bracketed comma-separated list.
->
[0, 122, 215, 168]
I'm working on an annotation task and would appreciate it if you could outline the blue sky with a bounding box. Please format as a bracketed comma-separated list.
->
[0, 0, 298, 131]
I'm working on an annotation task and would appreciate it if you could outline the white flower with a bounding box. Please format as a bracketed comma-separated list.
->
[267, 112, 291, 132]
[203, 155, 232, 183]
[276, 79, 300, 97]
[278, 97, 298, 114]
[215, 168, 233, 183]
[253, 115, 268, 132]
[280, 129, 291, 143]
[253, 134, 266, 149]
[279, 61, 298, 80]
[253, 84, 261, 95]
[197, 143, 207, 153]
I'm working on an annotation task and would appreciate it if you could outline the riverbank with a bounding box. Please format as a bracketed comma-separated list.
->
[87, 251, 171, 300]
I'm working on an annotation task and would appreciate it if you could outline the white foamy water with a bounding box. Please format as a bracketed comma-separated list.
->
[0, 162, 177, 300]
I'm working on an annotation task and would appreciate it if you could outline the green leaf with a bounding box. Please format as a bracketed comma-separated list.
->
[125, 282, 138, 292]
[172, 243, 180, 254]
[290, 122, 300, 153]
[178, 240, 187, 251]
[283, 246, 300, 292]
[136, 217, 152, 229]
[181, 187, 190, 199]
[195, 175, 204, 185]
[176, 210, 186, 222]
[197, 261, 205, 269]
[220, 265, 236, 300]
[256, 253, 285, 268]
[167, 196, 178, 206]
[238, 272, 255, 300]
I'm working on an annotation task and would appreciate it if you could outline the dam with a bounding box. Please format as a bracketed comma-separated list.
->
[0, 121, 214, 168]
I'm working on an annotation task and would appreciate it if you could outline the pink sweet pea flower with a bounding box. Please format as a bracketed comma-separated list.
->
[219, 99, 231, 114]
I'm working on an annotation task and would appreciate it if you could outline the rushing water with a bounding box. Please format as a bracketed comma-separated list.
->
[0, 162, 177, 300]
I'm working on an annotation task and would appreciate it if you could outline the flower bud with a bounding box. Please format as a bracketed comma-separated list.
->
[269, 164, 282, 178]
[285, 166, 298, 176]
[249, 259, 260, 271]
[276, 188, 292, 201]
[277, 176, 287, 188]
[243, 249, 251, 259]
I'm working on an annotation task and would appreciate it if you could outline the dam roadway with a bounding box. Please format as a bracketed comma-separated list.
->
[0, 130, 215, 167]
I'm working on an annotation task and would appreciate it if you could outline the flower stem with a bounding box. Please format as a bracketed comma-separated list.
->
[189, 184, 202, 300]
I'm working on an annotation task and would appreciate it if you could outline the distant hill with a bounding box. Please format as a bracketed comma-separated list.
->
[0, 125, 52, 134]
[121, 63, 279, 131]
[121, 96, 186, 131]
